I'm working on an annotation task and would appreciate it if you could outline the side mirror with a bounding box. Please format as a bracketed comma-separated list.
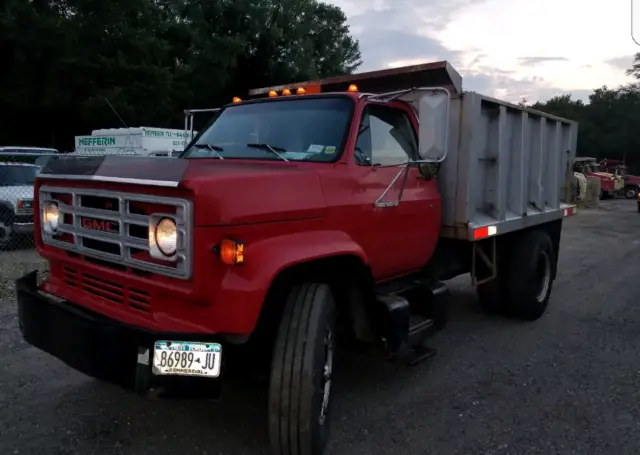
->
[418, 91, 450, 162]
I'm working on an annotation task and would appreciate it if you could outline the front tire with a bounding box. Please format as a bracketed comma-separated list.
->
[269, 283, 336, 455]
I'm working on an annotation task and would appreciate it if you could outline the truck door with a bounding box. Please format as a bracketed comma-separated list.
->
[349, 102, 441, 279]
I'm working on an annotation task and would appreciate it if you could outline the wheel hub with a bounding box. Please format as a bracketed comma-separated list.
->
[535, 251, 551, 302]
[319, 329, 333, 425]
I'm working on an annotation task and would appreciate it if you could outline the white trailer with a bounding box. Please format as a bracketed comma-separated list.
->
[74, 127, 196, 156]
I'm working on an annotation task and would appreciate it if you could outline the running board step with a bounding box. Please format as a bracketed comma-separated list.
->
[377, 294, 438, 358]
[409, 314, 435, 340]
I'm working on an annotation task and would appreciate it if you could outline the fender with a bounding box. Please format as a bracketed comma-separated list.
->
[210, 230, 368, 335]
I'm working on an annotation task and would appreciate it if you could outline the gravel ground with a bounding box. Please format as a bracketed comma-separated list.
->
[1, 199, 640, 455]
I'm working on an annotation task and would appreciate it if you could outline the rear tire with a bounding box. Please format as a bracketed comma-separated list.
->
[626, 186, 639, 199]
[505, 230, 555, 321]
[268, 283, 336, 455]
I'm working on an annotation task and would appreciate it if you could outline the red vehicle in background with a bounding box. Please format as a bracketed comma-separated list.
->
[600, 158, 640, 199]
[573, 157, 620, 199]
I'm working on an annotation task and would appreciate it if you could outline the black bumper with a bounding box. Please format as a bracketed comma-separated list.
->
[15, 271, 223, 397]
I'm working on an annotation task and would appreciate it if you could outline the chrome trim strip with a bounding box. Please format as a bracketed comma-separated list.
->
[39, 185, 193, 280]
[38, 174, 180, 187]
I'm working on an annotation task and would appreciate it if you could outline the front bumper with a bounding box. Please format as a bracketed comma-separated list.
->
[13, 221, 33, 234]
[12, 214, 34, 234]
[15, 271, 224, 397]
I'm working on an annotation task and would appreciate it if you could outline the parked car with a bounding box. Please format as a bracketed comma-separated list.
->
[0, 162, 38, 247]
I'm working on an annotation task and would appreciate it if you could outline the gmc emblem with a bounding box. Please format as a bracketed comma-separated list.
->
[80, 217, 119, 234]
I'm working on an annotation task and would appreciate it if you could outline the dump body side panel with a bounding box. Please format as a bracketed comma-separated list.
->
[439, 92, 577, 240]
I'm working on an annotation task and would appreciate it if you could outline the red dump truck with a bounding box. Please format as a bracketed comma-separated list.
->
[16, 61, 578, 455]
[600, 158, 640, 198]
[573, 157, 620, 199]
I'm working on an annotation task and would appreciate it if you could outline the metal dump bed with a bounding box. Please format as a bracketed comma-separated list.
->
[438, 92, 577, 240]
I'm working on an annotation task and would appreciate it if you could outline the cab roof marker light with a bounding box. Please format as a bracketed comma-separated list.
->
[296, 87, 306, 95]
[347, 84, 358, 92]
[268, 90, 278, 97]
[282, 88, 291, 95]
[232, 96, 242, 103]
[473, 225, 497, 240]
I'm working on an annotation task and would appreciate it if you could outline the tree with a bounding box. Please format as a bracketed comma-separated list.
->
[625, 52, 640, 79]
[0, 0, 361, 150]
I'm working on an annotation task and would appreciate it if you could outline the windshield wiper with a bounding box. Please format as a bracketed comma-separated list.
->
[246, 143, 289, 162]
[191, 143, 224, 159]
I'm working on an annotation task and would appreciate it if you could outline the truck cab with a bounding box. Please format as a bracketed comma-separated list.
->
[15, 61, 578, 455]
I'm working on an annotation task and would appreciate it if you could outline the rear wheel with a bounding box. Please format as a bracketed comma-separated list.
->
[268, 282, 336, 455]
[476, 229, 556, 320]
[626, 186, 639, 199]
[505, 230, 555, 320]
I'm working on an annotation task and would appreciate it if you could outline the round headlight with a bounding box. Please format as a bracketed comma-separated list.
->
[155, 217, 177, 256]
[43, 202, 59, 232]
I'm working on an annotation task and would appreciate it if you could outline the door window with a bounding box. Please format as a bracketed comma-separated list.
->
[354, 104, 418, 166]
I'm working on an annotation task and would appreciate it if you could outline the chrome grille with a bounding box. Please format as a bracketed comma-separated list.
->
[39, 185, 193, 279]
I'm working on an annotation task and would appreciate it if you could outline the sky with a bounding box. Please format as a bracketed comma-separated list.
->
[327, 0, 639, 103]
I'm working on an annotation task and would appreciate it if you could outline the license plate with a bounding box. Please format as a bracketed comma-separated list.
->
[152, 340, 222, 378]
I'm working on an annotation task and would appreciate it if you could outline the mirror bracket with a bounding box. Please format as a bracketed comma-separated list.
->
[372, 159, 438, 207]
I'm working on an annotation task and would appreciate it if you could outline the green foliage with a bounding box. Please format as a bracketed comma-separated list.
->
[0, 0, 361, 150]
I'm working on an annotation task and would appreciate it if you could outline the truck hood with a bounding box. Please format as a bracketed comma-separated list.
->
[182, 160, 326, 226]
[591, 172, 614, 178]
[38, 155, 326, 226]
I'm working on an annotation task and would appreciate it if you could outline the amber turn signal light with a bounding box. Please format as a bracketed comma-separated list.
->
[215, 238, 244, 265]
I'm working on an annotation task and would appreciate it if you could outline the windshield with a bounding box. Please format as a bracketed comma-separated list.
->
[0, 166, 38, 186]
[182, 97, 353, 162]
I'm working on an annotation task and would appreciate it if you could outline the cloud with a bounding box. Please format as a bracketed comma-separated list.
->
[463, 71, 592, 103]
[605, 55, 635, 72]
[327, 0, 604, 103]
[517, 56, 569, 65]
[335, 0, 486, 70]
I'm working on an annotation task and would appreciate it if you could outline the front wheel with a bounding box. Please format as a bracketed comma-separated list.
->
[269, 283, 336, 455]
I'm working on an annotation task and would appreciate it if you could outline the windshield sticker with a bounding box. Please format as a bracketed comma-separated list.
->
[307, 144, 325, 154]
[324, 146, 336, 154]
[281, 152, 310, 160]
